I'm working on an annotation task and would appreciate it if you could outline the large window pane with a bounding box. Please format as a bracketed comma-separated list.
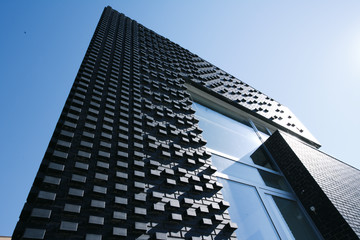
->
[212, 155, 289, 191]
[194, 101, 320, 240]
[266, 195, 320, 240]
[218, 178, 280, 240]
[193, 102, 261, 158]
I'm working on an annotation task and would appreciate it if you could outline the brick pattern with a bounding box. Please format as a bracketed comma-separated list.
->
[13, 7, 237, 240]
[187, 68, 319, 146]
[264, 131, 360, 240]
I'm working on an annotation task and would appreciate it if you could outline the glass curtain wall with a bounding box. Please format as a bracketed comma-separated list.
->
[193, 102, 321, 240]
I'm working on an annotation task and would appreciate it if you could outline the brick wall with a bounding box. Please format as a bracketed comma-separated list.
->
[13, 7, 237, 240]
[264, 131, 359, 240]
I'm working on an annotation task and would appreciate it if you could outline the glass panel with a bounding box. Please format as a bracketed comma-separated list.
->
[251, 146, 277, 170]
[212, 155, 289, 191]
[218, 178, 280, 240]
[193, 102, 262, 158]
[266, 195, 320, 240]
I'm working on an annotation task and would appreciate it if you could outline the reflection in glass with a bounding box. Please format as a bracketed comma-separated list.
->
[266, 195, 320, 240]
[193, 102, 261, 158]
[258, 129, 270, 141]
[212, 154, 289, 191]
[218, 178, 280, 240]
[251, 146, 277, 170]
[253, 122, 270, 140]
[193, 101, 321, 239]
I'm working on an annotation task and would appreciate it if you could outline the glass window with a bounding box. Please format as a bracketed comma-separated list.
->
[193, 102, 261, 158]
[218, 178, 280, 240]
[212, 154, 289, 191]
[251, 146, 277, 170]
[194, 101, 321, 240]
[265, 195, 320, 240]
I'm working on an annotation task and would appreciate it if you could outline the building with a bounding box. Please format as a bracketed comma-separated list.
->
[12, 6, 360, 240]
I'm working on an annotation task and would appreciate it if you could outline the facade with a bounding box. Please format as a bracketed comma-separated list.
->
[13, 6, 360, 240]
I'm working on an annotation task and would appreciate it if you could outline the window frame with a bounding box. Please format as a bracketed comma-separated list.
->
[189, 88, 324, 240]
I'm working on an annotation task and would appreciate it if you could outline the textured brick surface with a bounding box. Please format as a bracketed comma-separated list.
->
[15, 5, 353, 240]
[13, 6, 237, 240]
[264, 131, 360, 240]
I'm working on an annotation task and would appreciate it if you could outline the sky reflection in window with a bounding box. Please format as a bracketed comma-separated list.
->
[193, 102, 261, 158]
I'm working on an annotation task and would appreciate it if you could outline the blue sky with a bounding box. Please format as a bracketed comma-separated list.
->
[1, 0, 360, 236]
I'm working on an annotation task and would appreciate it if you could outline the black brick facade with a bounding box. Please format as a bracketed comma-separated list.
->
[12, 5, 360, 240]
[264, 131, 360, 240]
[13, 6, 238, 240]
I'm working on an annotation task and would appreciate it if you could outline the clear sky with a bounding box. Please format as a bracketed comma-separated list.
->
[1, 0, 359, 236]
